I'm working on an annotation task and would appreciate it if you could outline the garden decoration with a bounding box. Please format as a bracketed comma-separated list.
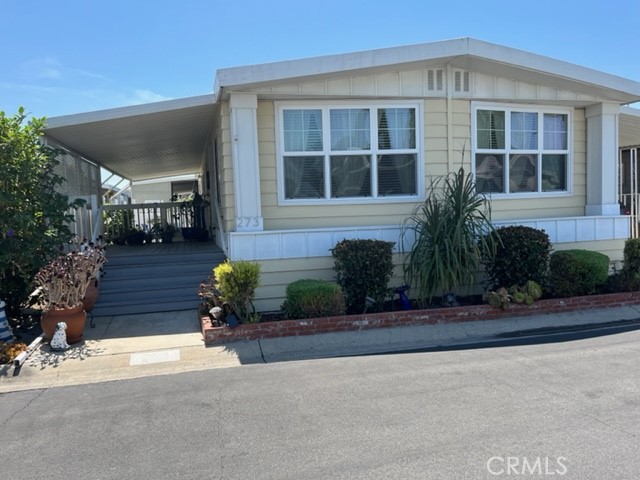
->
[393, 285, 413, 310]
[0, 300, 14, 342]
[50, 322, 70, 351]
[35, 252, 95, 343]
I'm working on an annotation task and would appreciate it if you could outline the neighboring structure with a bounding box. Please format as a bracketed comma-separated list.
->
[620, 107, 640, 236]
[43, 38, 640, 311]
[131, 175, 198, 204]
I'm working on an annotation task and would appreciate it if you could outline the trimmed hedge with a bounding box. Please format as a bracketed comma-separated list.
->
[482, 226, 552, 289]
[624, 238, 640, 276]
[282, 279, 346, 320]
[549, 249, 609, 298]
[331, 239, 395, 314]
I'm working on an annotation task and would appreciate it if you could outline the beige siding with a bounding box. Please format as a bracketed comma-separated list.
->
[218, 101, 236, 233]
[254, 254, 408, 312]
[255, 99, 476, 230]
[242, 99, 590, 229]
[253, 238, 624, 312]
[490, 108, 587, 221]
[552, 239, 624, 263]
[243, 69, 604, 104]
[220, 94, 590, 236]
[131, 182, 172, 203]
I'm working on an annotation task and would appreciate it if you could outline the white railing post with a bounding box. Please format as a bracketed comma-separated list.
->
[91, 205, 104, 243]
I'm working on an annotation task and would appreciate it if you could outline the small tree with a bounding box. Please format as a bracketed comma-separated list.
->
[331, 239, 395, 314]
[0, 108, 84, 318]
[482, 226, 552, 289]
[213, 260, 261, 323]
[402, 167, 498, 306]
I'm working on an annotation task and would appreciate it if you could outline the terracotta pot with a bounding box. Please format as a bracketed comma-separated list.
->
[41, 305, 87, 344]
[82, 279, 99, 312]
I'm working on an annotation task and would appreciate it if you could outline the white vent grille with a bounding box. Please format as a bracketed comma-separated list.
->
[454, 70, 470, 93]
[427, 69, 444, 91]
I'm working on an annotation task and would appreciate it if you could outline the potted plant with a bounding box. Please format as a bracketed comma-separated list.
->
[34, 252, 95, 344]
[175, 192, 210, 242]
[125, 228, 146, 246]
[151, 223, 178, 244]
[79, 241, 107, 312]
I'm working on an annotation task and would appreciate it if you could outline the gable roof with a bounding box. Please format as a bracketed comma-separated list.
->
[215, 37, 640, 105]
[43, 38, 640, 182]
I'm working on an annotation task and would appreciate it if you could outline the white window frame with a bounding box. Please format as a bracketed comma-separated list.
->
[275, 100, 424, 205]
[471, 102, 573, 199]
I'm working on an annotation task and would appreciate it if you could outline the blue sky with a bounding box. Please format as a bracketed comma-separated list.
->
[2, 0, 639, 118]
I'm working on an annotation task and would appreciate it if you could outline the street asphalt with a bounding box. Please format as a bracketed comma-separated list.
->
[2, 326, 639, 479]
[1, 305, 640, 393]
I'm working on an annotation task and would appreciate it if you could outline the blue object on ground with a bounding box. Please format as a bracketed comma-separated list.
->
[393, 286, 413, 310]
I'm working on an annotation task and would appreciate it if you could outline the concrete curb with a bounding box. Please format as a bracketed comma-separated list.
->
[2, 303, 640, 393]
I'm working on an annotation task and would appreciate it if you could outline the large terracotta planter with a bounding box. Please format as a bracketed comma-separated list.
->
[41, 305, 87, 344]
[82, 279, 99, 312]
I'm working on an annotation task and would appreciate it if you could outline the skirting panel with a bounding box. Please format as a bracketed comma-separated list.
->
[229, 216, 630, 261]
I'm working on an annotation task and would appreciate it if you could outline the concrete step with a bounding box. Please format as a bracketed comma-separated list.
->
[105, 251, 225, 268]
[102, 262, 215, 281]
[98, 273, 209, 293]
[98, 286, 199, 304]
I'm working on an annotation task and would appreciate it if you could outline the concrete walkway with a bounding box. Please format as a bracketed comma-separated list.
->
[2, 305, 640, 393]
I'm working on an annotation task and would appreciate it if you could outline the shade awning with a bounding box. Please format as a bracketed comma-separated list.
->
[44, 94, 216, 182]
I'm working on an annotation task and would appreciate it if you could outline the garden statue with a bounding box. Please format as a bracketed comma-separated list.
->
[50, 322, 70, 351]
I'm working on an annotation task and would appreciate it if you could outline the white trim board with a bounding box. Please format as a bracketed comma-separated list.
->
[228, 216, 630, 261]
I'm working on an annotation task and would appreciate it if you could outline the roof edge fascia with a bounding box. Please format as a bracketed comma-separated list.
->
[214, 37, 469, 94]
[214, 37, 640, 100]
[46, 93, 216, 129]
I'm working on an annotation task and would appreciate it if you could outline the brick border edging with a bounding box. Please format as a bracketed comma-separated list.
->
[200, 291, 640, 345]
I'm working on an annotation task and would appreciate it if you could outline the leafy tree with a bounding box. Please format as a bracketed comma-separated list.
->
[0, 108, 84, 318]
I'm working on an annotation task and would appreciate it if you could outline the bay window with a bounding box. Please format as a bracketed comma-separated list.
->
[473, 104, 570, 195]
[278, 102, 421, 202]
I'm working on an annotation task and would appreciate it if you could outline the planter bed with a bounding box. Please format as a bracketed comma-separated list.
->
[200, 291, 640, 345]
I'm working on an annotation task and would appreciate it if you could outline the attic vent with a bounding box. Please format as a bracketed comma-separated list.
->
[427, 69, 444, 91]
[454, 70, 470, 93]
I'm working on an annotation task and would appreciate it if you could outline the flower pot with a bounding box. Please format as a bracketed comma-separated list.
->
[161, 232, 174, 244]
[82, 279, 99, 312]
[41, 305, 87, 344]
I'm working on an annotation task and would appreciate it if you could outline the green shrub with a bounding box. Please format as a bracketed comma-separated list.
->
[331, 239, 394, 314]
[0, 108, 85, 318]
[402, 167, 499, 306]
[485, 279, 542, 309]
[549, 249, 609, 297]
[623, 238, 640, 277]
[482, 226, 551, 289]
[282, 279, 346, 319]
[213, 260, 261, 323]
[600, 239, 640, 294]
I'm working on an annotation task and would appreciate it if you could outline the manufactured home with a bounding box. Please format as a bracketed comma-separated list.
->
[44, 38, 640, 311]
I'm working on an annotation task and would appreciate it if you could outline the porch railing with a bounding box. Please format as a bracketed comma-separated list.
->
[100, 202, 211, 241]
[620, 146, 640, 238]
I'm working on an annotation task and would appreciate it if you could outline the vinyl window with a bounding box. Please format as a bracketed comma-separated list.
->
[473, 105, 570, 196]
[278, 103, 422, 203]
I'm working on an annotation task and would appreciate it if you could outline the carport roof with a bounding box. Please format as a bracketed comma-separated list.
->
[44, 94, 216, 182]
